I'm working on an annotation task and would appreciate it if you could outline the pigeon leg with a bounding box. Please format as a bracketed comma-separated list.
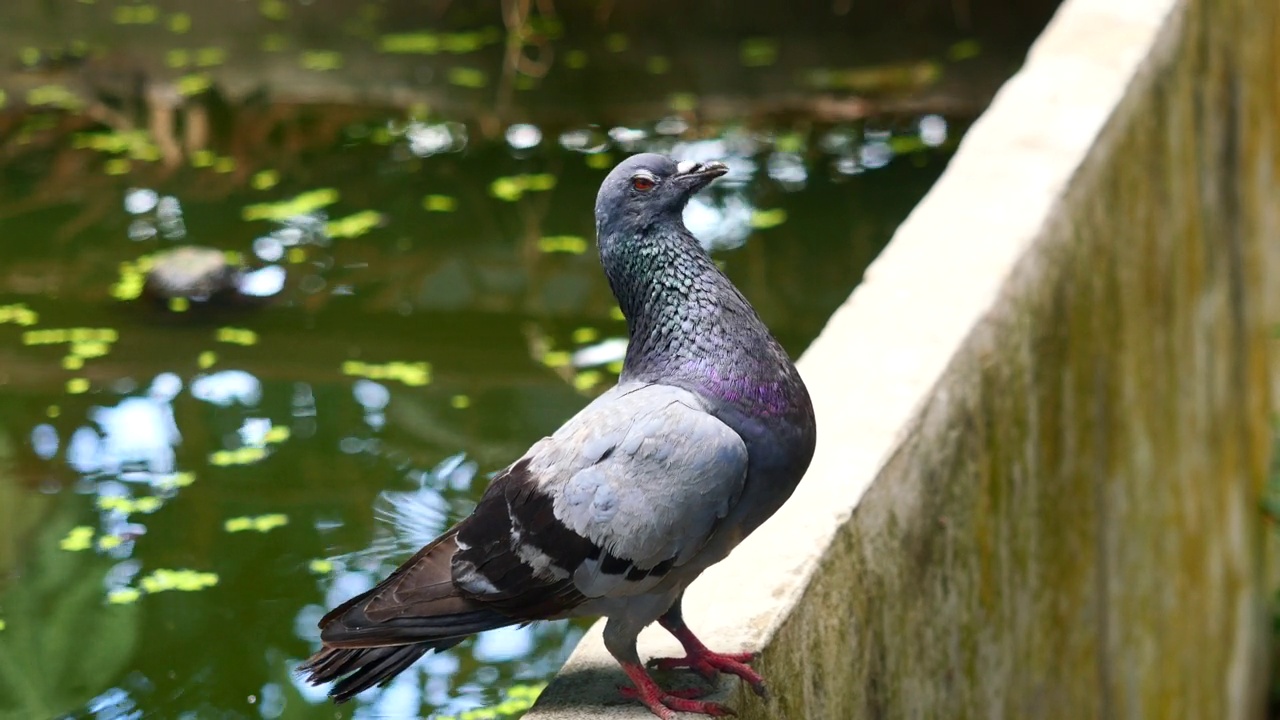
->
[649, 600, 768, 698]
[619, 662, 737, 719]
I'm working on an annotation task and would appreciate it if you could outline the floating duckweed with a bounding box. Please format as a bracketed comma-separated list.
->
[0, 303, 39, 326]
[585, 153, 613, 170]
[19, 47, 40, 67]
[213, 156, 236, 173]
[606, 360, 624, 374]
[740, 38, 779, 67]
[262, 33, 288, 52]
[442, 32, 486, 54]
[447, 67, 488, 88]
[325, 210, 383, 239]
[46, 405, 60, 418]
[888, 135, 926, 155]
[309, 558, 334, 574]
[97, 534, 123, 550]
[165, 49, 190, 68]
[224, 513, 289, 533]
[107, 588, 142, 605]
[538, 235, 588, 254]
[669, 93, 698, 112]
[139, 568, 219, 594]
[300, 51, 343, 71]
[198, 351, 217, 368]
[104, 158, 132, 175]
[608, 306, 624, 321]
[749, 208, 788, 230]
[168, 297, 190, 312]
[451, 394, 471, 409]
[423, 194, 457, 212]
[210, 446, 269, 466]
[436, 683, 547, 720]
[66, 378, 90, 394]
[72, 129, 160, 160]
[342, 360, 432, 386]
[215, 327, 258, 346]
[62, 356, 84, 370]
[264, 425, 291, 443]
[112, 259, 149, 300]
[27, 85, 82, 110]
[565, 50, 588, 69]
[71, 341, 110, 358]
[573, 371, 602, 391]
[112, 5, 159, 24]
[260, 0, 288, 20]
[155, 471, 196, 490]
[251, 169, 279, 190]
[948, 39, 982, 61]
[242, 188, 339, 221]
[489, 173, 556, 202]
[191, 149, 216, 168]
[60, 526, 95, 551]
[379, 32, 441, 54]
[168, 12, 191, 33]
[0, 619, 7, 631]
[24, 328, 118, 345]
[194, 47, 226, 67]
[97, 495, 163, 514]
[572, 327, 599, 344]
[0, 90, 6, 109]
[541, 351, 571, 369]
[645, 56, 670, 75]
[287, 247, 307, 263]
[605, 33, 628, 52]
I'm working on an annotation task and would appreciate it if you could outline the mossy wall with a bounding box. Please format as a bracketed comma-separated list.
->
[750, 0, 1278, 717]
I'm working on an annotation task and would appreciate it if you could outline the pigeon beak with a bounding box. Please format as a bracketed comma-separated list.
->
[673, 160, 729, 191]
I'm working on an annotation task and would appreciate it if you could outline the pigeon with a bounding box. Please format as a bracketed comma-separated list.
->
[300, 153, 817, 719]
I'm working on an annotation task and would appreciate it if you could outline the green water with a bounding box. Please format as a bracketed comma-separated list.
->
[0, 1, 1053, 718]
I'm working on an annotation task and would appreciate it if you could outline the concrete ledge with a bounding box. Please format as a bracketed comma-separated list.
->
[526, 0, 1278, 717]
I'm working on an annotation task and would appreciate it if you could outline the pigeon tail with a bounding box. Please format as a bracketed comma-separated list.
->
[299, 530, 515, 701]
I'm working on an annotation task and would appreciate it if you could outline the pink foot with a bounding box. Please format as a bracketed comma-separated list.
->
[648, 649, 767, 698]
[619, 663, 736, 719]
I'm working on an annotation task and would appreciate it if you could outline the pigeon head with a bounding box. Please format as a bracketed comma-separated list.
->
[594, 153, 728, 241]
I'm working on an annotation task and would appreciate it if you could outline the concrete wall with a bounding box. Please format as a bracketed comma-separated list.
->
[526, 0, 1279, 717]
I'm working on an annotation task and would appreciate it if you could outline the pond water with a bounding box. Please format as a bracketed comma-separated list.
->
[0, 2, 1054, 718]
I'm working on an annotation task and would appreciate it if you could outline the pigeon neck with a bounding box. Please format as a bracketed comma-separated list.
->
[602, 227, 767, 384]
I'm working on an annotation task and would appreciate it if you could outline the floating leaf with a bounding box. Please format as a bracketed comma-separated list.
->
[139, 568, 218, 593]
[242, 188, 339, 221]
[251, 170, 279, 190]
[224, 514, 288, 533]
[62, 356, 84, 370]
[27, 85, 82, 110]
[155, 472, 196, 490]
[107, 588, 142, 605]
[198, 350, 217, 368]
[59, 526, 95, 551]
[451, 394, 471, 409]
[308, 559, 334, 574]
[0, 303, 39, 326]
[572, 327, 599, 344]
[66, 378, 90, 394]
[194, 47, 226, 67]
[423, 194, 457, 212]
[573, 371, 602, 392]
[191, 149, 215, 167]
[168, 12, 191, 33]
[166, 49, 190, 68]
[0, 619, 7, 631]
[209, 446, 269, 466]
[216, 327, 258, 346]
[300, 51, 343, 71]
[325, 210, 383, 239]
[97, 534, 123, 550]
[947, 39, 982, 61]
[23, 327, 117, 345]
[342, 360, 432, 386]
[213, 156, 236, 173]
[750, 208, 788, 230]
[264, 426, 291, 444]
[586, 152, 613, 170]
[112, 5, 159, 24]
[538, 235, 588, 254]
[541, 351, 571, 369]
[740, 38, 778, 67]
[489, 174, 556, 202]
[379, 32, 442, 54]
[168, 297, 189, 312]
[260, 0, 288, 20]
[447, 67, 488, 88]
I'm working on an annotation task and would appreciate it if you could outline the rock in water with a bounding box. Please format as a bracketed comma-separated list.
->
[301, 153, 816, 720]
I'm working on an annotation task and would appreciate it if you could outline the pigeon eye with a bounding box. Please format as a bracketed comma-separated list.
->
[631, 175, 656, 192]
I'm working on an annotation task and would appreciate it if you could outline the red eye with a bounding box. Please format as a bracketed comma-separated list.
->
[632, 176, 656, 192]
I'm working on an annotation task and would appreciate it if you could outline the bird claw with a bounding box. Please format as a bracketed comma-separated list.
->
[647, 651, 767, 697]
[619, 685, 736, 718]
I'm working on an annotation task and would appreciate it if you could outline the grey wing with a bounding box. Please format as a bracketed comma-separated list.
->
[533, 382, 749, 597]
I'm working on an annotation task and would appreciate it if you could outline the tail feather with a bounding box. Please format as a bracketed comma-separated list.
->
[299, 529, 513, 700]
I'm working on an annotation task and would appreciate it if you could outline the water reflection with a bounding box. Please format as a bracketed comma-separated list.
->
[0, 0, 1053, 716]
